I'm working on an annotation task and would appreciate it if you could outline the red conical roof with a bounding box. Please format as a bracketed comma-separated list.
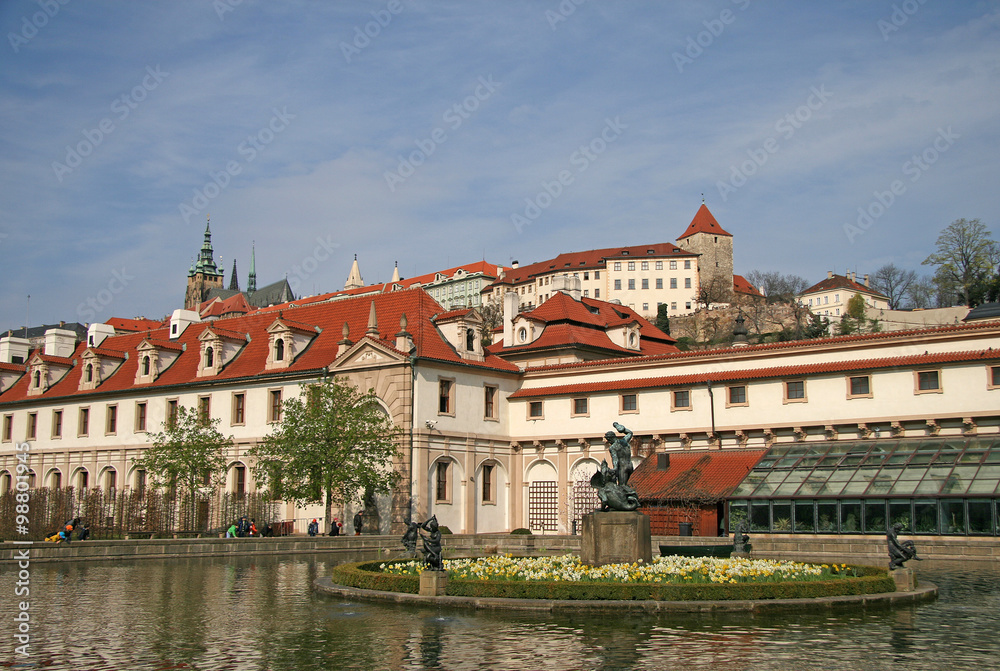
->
[678, 204, 732, 239]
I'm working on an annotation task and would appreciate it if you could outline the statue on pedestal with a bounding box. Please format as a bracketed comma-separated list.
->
[590, 422, 640, 511]
[419, 515, 444, 571]
[887, 522, 920, 570]
[401, 521, 420, 556]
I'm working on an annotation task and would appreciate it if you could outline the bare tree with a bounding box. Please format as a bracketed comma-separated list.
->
[478, 300, 503, 345]
[869, 263, 917, 309]
[745, 270, 808, 302]
[905, 276, 936, 309]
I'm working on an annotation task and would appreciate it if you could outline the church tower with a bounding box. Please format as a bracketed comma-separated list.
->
[184, 218, 225, 310]
[676, 203, 734, 303]
[344, 254, 364, 290]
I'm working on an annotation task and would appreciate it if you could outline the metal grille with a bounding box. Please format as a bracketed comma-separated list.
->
[572, 479, 600, 531]
[528, 481, 558, 532]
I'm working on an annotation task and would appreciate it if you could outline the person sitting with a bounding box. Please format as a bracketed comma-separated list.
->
[77, 525, 90, 541]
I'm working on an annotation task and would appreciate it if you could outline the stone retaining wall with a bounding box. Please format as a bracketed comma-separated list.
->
[2, 533, 996, 564]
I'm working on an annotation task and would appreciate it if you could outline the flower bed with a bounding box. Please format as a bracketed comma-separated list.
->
[330, 554, 895, 601]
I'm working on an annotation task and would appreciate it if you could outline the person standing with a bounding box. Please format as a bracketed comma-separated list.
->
[330, 519, 341, 536]
[353, 510, 364, 536]
[307, 519, 319, 536]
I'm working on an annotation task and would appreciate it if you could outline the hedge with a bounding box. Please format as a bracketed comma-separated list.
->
[329, 561, 895, 601]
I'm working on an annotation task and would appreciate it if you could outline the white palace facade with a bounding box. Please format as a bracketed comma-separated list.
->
[2, 278, 999, 536]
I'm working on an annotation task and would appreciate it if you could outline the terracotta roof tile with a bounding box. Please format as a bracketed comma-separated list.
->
[800, 273, 889, 299]
[677, 204, 732, 240]
[631, 450, 766, 501]
[733, 274, 763, 297]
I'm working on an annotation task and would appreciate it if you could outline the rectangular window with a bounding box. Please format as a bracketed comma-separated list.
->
[594, 271, 599, 279]
[198, 396, 211, 422]
[232, 393, 246, 425]
[438, 379, 454, 415]
[482, 463, 494, 503]
[594, 288, 600, 298]
[3, 414, 13, 442]
[669, 261, 677, 270]
[79, 408, 90, 436]
[848, 375, 872, 398]
[640, 261, 648, 270]
[484, 385, 498, 420]
[684, 260, 691, 269]
[655, 261, 663, 270]
[642, 303, 649, 311]
[990, 366, 1000, 389]
[685, 302, 692, 310]
[528, 400, 543, 418]
[166, 399, 178, 428]
[27, 413, 37, 440]
[916, 370, 941, 393]
[233, 464, 246, 496]
[670, 278, 677, 289]
[572, 397, 588, 416]
[436, 461, 449, 502]
[785, 380, 806, 402]
[672, 390, 690, 410]
[52, 410, 63, 439]
[627, 261, 635, 271]
[583, 272, 589, 280]
[728, 385, 747, 406]
[641, 278, 649, 290]
[655, 278, 663, 289]
[135, 402, 147, 432]
[614, 262, 621, 271]
[628, 279, 635, 290]
[671, 302, 677, 310]
[614, 279, 622, 291]
[684, 277, 692, 289]
[105, 405, 117, 435]
[269, 389, 283, 422]
[621, 393, 637, 413]
[583, 290, 589, 297]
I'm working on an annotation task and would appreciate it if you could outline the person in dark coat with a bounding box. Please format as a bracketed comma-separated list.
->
[354, 510, 364, 536]
[330, 518, 341, 536]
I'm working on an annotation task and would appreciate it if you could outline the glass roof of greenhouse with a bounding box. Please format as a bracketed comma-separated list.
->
[731, 436, 1000, 499]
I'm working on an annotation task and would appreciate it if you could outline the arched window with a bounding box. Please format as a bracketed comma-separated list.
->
[33, 370, 41, 388]
[85, 364, 93, 382]
[142, 356, 151, 376]
[466, 328, 475, 351]
[275, 338, 285, 362]
[205, 346, 214, 368]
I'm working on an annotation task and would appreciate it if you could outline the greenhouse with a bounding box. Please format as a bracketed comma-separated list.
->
[727, 436, 1000, 536]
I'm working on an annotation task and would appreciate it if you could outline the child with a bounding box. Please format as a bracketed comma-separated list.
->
[226, 522, 238, 538]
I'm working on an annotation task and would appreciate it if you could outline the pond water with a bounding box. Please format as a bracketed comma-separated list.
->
[2, 553, 999, 670]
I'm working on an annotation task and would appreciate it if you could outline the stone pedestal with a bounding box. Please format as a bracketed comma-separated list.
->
[419, 570, 448, 596]
[891, 567, 915, 592]
[580, 511, 652, 566]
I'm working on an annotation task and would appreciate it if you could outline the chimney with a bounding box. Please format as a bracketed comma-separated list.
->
[503, 291, 519, 346]
[87, 322, 115, 348]
[169, 309, 200, 339]
[827, 271, 833, 279]
[863, 274, 870, 287]
[43, 328, 76, 358]
[511, 260, 519, 269]
[657, 453, 670, 470]
[0, 335, 30, 364]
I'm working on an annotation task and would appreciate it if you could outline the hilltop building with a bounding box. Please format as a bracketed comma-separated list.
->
[797, 271, 890, 320]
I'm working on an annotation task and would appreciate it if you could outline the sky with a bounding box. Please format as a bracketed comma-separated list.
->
[1, 0, 998, 330]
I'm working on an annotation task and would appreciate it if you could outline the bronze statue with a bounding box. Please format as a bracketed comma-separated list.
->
[590, 423, 640, 511]
[419, 515, 443, 571]
[887, 522, 920, 570]
[401, 521, 420, 555]
[733, 518, 750, 554]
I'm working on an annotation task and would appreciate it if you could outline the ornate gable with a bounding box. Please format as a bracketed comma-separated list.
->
[197, 327, 248, 377]
[26, 353, 72, 396]
[264, 318, 318, 371]
[78, 348, 126, 391]
[135, 338, 184, 384]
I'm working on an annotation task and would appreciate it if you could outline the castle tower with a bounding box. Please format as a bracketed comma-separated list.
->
[344, 254, 364, 290]
[677, 203, 734, 303]
[185, 217, 225, 310]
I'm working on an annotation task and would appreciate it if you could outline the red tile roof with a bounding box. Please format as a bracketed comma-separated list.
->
[509, 348, 1000, 398]
[631, 450, 766, 501]
[485, 244, 696, 289]
[86, 347, 127, 359]
[106, 317, 165, 332]
[0, 362, 25, 373]
[677, 204, 731, 240]
[0, 288, 518, 405]
[800, 273, 889, 300]
[199, 294, 250, 319]
[733, 274, 763, 297]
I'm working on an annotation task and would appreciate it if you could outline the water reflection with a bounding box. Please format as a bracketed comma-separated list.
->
[2, 557, 999, 670]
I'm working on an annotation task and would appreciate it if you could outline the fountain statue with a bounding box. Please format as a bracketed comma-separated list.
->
[590, 422, 640, 511]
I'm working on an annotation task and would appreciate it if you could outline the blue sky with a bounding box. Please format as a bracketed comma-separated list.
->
[1, 0, 998, 329]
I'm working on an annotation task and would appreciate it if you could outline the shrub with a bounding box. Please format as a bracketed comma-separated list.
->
[438, 526, 453, 535]
[509, 528, 532, 535]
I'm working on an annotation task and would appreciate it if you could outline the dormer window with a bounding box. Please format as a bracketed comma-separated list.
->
[275, 338, 285, 362]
